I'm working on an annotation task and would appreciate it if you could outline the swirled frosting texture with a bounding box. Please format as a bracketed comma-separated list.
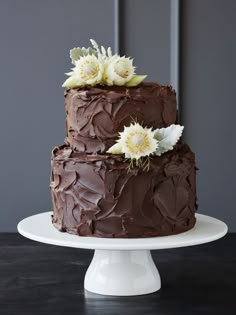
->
[51, 143, 197, 238]
[65, 83, 177, 153]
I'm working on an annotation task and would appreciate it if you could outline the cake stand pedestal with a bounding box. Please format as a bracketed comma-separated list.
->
[17, 212, 227, 296]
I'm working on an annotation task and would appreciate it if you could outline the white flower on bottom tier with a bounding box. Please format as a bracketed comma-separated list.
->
[107, 122, 184, 162]
[107, 122, 158, 160]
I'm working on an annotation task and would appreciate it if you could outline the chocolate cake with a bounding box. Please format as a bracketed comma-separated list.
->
[65, 83, 177, 153]
[50, 40, 197, 238]
[51, 142, 196, 237]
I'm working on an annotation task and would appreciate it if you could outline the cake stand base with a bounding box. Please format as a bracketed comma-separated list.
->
[84, 250, 160, 296]
[17, 212, 227, 296]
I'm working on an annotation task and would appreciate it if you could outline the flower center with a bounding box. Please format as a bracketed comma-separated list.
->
[125, 132, 152, 155]
[132, 135, 144, 146]
[114, 60, 130, 78]
[80, 61, 98, 80]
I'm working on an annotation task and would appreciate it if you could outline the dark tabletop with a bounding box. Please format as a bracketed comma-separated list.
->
[0, 233, 235, 315]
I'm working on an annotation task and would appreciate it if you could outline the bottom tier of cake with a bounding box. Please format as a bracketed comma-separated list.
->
[50, 143, 197, 238]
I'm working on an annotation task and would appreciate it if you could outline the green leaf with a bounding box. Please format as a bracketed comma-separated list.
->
[62, 75, 84, 88]
[154, 125, 184, 156]
[125, 75, 147, 87]
[90, 39, 100, 53]
[70, 47, 96, 64]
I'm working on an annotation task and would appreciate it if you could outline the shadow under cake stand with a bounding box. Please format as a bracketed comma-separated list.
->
[17, 212, 227, 296]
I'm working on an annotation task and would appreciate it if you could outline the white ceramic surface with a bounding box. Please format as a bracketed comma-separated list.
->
[17, 212, 228, 250]
[84, 250, 161, 296]
[17, 212, 227, 296]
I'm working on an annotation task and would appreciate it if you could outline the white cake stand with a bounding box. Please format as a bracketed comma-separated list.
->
[17, 212, 227, 296]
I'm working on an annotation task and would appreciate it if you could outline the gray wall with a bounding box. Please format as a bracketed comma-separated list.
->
[120, 0, 171, 84]
[181, 0, 236, 231]
[0, 0, 235, 231]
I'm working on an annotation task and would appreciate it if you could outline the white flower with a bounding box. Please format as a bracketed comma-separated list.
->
[107, 122, 158, 160]
[63, 39, 147, 88]
[154, 124, 184, 156]
[73, 55, 104, 86]
[105, 56, 135, 86]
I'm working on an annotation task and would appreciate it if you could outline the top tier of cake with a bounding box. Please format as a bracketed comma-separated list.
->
[65, 82, 177, 154]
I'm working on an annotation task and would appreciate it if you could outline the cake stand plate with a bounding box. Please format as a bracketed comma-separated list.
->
[17, 212, 227, 296]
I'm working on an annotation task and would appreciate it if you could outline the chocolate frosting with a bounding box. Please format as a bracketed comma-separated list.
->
[51, 143, 197, 238]
[65, 83, 177, 154]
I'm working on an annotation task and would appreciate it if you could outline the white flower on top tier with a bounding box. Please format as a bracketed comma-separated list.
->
[107, 122, 158, 160]
[67, 55, 103, 87]
[62, 39, 147, 88]
[105, 56, 135, 86]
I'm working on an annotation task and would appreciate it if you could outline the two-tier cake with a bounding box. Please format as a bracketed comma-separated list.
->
[50, 40, 197, 238]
